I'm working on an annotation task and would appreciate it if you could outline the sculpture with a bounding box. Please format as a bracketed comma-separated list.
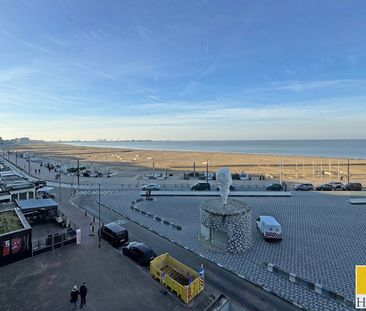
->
[216, 167, 232, 205]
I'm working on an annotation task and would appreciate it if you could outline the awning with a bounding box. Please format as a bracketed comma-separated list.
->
[36, 186, 54, 193]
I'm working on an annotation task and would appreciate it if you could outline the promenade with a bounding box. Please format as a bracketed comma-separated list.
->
[0, 187, 187, 311]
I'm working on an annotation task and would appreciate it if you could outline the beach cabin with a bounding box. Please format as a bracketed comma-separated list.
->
[256, 216, 283, 241]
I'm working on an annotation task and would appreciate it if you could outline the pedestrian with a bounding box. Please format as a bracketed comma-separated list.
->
[70, 285, 79, 310]
[79, 282, 88, 308]
[38, 169, 40, 174]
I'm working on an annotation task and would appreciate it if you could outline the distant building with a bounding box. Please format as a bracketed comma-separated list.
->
[0, 167, 35, 203]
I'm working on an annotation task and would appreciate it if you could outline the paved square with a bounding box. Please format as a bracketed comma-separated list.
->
[75, 191, 365, 310]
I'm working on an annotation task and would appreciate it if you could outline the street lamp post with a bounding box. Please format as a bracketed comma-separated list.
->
[98, 183, 101, 248]
[59, 173, 62, 202]
[77, 158, 80, 187]
[347, 158, 350, 184]
[206, 159, 209, 183]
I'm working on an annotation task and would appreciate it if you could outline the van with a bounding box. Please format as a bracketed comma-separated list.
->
[190, 182, 211, 191]
[100, 222, 129, 248]
[256, 216, 282, 241]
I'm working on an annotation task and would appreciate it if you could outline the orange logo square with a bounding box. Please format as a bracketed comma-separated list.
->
[357, 266, 366, 295]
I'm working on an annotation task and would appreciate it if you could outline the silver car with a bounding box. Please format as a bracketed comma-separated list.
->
[141, 183, 161, 191]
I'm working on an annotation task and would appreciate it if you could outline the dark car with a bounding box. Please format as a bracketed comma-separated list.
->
[293, 183, 314, 191]
[328, 181, 345, 190]
[191, 182, 211, 191]
[316, 184, 334, 191]
[122, 242, 156, 266]
[99, 222, 128, 248]
[345, 183, 362, 191]
[34, 179, 47, 189]
[216, 185, 235, 191]
[266, 183, 283, 191]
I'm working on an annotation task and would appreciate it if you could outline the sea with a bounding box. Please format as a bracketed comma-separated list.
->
[64, 140, 366, 159]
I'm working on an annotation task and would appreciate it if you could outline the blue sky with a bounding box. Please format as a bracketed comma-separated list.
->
[1, 0, 366, 140]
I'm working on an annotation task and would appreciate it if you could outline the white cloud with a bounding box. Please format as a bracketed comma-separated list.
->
[243, 79, 366, 95]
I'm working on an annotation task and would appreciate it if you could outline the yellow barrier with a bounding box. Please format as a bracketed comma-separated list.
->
[150, 253, 204, 303]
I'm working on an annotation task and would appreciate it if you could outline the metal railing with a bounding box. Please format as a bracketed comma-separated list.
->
[31, 211, 78, 256]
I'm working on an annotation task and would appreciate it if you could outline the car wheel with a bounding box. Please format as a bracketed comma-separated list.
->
[137, 259, 143, 266]
[122, 249, 128, 255]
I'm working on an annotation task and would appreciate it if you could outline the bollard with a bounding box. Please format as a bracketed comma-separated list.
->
[289, 273, 296, 283]
[84, 210, 87, 217]
[89, 222, 95, 236]
[267, 263, 274, 272]
[315, 283, 323, 294]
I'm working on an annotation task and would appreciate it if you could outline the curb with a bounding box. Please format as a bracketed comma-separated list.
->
[129, 199, 182, 231]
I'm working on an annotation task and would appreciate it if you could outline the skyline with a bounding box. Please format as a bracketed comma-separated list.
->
[1, 1, 366, 140]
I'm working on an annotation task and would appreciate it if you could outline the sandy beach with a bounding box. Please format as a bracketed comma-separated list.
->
[6, 143, 366, 183]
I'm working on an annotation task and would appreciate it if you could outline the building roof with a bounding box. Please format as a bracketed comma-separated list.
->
[0, 207, 31, 235]
[0, 201, 17, 212]
[17, 199, 58, 210]
[0, 167, 35, 192]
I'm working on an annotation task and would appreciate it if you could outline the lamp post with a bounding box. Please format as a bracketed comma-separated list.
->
[206, 159, 209, 183]
[77, 158, 80, 187]
[59, 173, 62, 202]
[347, 158, 350, 184]
[98, 183, 101, 248]
[28, 154, 31, 174]
[279, 160, 283, 184]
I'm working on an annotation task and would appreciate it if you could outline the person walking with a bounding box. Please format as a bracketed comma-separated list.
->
[79, 282, 88, 308]
[70, 285, 79, 310]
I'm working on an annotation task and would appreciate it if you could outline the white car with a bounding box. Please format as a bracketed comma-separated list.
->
[256, 215, 283, 241]
[141, 183, 161, 191]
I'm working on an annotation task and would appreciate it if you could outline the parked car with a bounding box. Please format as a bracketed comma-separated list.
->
[345, 183, 363, 191]
[293, 183, 314, 191]
[34, 179, 47, 189]
[216, 185, 235, 191]
[256, 216, 283, 241]
[328, 181, 345, 190]
[316, 184, 335, 191]
[99, 222, 129, 248]
[266, 183, 283, 191]
[191, 182, 211, 191]
[122, 242, 156, 266]
[141, 183, 161, 191]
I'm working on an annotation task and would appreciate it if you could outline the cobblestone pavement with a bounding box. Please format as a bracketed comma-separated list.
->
[73, 191, 366, 311]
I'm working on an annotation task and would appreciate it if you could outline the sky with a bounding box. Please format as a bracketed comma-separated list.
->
[1, 0, 366, 141]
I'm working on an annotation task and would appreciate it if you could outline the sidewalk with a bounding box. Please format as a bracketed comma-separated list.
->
[0, 188, 187, 311]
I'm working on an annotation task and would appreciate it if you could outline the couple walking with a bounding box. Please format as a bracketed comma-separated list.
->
[70, 282, 88, 310]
